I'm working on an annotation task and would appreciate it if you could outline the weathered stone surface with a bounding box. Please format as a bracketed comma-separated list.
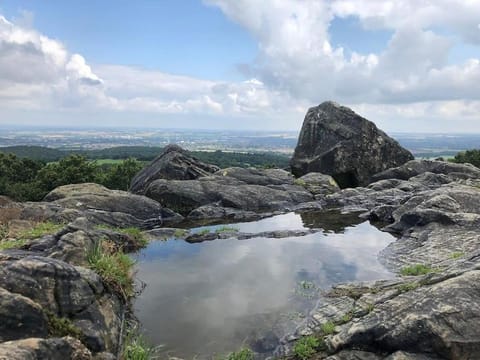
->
[144, 175, 314, 215]
[371, 160, 480, 183]
[291, 101, 413, 187]
[130, 144, 219, 193]
[0, 287, 48, 342]
[215, 167, 294, 186]
[296, 172, 340, 196]
[45, 183, 177, 222]
[0, 253, 122, 354]
[0, 337, 92, 360]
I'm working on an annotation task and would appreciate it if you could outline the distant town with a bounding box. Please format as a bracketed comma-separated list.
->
[1, 126, 479, 159]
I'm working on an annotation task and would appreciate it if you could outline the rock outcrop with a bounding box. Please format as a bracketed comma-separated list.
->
[290, 101, 413, 188]
[2, 183, 183, 229]
[142, 167, 315, 216]
[130, 144, 220, 193]
[278, 160, 480, 360]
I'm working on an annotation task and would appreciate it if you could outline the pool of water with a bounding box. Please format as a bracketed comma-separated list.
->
[133, 212, 395, 359]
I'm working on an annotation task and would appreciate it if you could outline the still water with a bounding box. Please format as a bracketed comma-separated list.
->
[133, 212, 395, 359]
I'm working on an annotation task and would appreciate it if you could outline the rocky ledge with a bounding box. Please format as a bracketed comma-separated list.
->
[276, 159, 480, 359]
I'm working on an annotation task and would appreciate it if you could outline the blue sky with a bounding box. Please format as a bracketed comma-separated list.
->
[0, 0, 479, 131]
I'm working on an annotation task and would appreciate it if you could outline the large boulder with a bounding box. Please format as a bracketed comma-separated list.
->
[130, 144, 220, 193]
[290, 101, 413, 188]
[42, 183, 182, 227]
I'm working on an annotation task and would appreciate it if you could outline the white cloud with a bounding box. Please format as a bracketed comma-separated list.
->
[0, 1, 480, 131]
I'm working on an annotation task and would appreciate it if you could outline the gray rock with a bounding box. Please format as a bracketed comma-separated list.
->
[130, 144, 219, 193]
[295, 172, 340, 196]
[144, 176, 313, 215]
[290, 101, 413, 187]
[371, 160, 480, 183]
[0, 336, 91, 360]
[44, 183, 180, 225]
[0, 287, 48, 342]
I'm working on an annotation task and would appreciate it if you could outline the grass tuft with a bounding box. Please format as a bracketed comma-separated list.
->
[225, 348, 254, 360]
[87, 239, 135, 298]
[174, 228, 187, 238]
[46, 311, 83, 339]
[18, 221, 63, 240]
[450, 251, 464, 259]
[215, 226, 239, 234]
[123, 325, 156, 360]
[293, 336, 323, 360]
[400, 264, 433, 276]
[396, 282, 419, 293]
[321, 321, 336, 335]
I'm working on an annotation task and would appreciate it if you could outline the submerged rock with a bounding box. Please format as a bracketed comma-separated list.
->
[130, 144, 220, 193]
[290, 101, 413, 188]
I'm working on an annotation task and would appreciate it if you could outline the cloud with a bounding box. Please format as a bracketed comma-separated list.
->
[206, 0, 480, 107]
[0, 1, 479, 131]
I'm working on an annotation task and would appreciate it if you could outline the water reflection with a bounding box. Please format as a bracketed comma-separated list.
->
[134, 213, 395, 359]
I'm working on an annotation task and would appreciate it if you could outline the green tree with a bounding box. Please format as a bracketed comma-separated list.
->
[451, 149, 480, 168]
[100, 158, 143, 191]
[37, 155, 98, 190]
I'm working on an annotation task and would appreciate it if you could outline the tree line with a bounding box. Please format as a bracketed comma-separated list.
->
[0, 154, 142, 201]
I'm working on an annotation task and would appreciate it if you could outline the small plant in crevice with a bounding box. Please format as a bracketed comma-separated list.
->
[400, 264, 434, 276]
[293, 335, 324, 360]
[87, 239, 135, 299]
[94, 224, 148, 248]
[321, 321, 336, 335]
[450, 251, 464, 259]
[173, 228, 187, 238]
[123, 324, 156, 360]
[215, 226, 239, 234]
[224, 347, 254, 360]
[396, 282, 419, 293]
[364, 303, 375, 313]
[340, 311, 353, 324]
[197, 228, 211, 236]
[46, 311, 83, 340]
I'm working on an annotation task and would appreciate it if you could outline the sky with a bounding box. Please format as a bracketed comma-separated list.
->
[0, 0, 479, 132]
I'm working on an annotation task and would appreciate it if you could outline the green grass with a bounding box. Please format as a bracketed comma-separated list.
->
[46, 311, 83, 339]
[0, 238, 27, 250]
[215, 226, 239, 234]
[18, 221, 64, 240]
[224, 348, 254, 360]
[321, 321, 336, 335]
[0, 221, 63, 250]
[364, 303, 375, 313]
[174, 228, 187, 238]
[293, 336, 323, 360]
[123, 326, 156, 360]
[120, 227, 148, 247]
[450, 251, 464, 259]
[197, 228, 211, 236]
[396, 282, 419, 293]
[87, 240, 135, 298]
[340, 312, 353, 324]
[400, 264, 434, 276]
[95, 225, 148, 248]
